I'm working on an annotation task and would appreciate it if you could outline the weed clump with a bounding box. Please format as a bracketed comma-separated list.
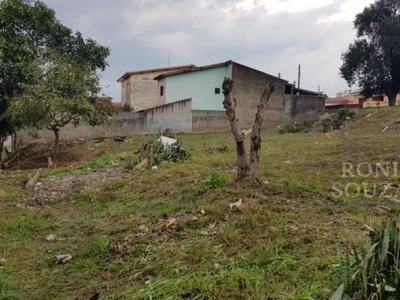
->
[279, 122, 310, 134]
[333, 220, 400, 300]
[203, 172, 225, 189]
[126, 136, 191, 170]
[337, 108, 356, 123]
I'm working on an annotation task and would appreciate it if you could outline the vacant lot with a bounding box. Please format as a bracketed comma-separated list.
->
[2, 108, 400, 299]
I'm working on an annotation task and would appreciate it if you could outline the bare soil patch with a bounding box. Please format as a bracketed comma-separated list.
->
[5, 139, 104, 170]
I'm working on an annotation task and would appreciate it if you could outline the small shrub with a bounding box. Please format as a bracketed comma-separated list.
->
[206, 145, 229, 153]
[333, 220, 400, 300]
[84, 236, 110, 257]
[122, 103, 133, 112]
[203, 172, 225, 189]
[130, 137, 191, 169]
[337, 109, 356, 122]
[77, 155, 121, 170]
[279, 122, 310, 134]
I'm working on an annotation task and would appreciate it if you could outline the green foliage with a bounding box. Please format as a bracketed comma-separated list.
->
[337, 109, 356, 122]
[0, 0, 110, 141]
[133, 137, 191, 168]
[77, 155, 121, 171]
[206, 144, 229, 153]
[203, 172, 225, 189]
[279, 122, 310, 134]
[340, 0, 400, 106]
[335, 220, 400, 300]
[83, 236, 110, 258]
[122, 103, 133, 112]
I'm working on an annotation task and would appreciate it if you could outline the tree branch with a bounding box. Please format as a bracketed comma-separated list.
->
[248, 82, 276, 176]
[222, 78, 249, 179]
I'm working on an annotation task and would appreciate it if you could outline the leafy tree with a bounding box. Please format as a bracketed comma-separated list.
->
[340, 0, 400, 107]
[10, 54, 112, 158]
[0, 0, 110, 154]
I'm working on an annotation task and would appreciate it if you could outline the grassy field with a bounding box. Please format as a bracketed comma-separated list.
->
[2, 108, 400, 299]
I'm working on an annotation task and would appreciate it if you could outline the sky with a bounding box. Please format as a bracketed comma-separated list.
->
[40, 0, 376, 101]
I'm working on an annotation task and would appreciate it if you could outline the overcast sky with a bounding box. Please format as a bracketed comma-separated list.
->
[40, 0, 375, 101]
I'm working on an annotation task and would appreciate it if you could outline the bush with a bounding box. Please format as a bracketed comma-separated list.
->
[203, 172, 225, 189]
[128, 136, 191, 169]
[279, 122, 310, 134]
[337, 109, 356, 122]
[333, 220, 400, 300]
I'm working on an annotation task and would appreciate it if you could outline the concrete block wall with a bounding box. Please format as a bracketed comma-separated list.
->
[19, 100, 194, 144]
[142, 99, 192, 133]
[192, 110, 228, 133]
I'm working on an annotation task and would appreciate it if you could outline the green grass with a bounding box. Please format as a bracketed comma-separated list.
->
[2, 107, 400, 299]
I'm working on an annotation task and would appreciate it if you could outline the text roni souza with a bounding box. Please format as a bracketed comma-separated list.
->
[332, 162, 400, 199]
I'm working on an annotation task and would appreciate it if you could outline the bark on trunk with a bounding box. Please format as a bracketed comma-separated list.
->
[52, 128, 60, 161]
[222, 78, 248, 179]
[222, 78, 275, 179]
[0, 110, 7, 123]
[388, 93, 397, 107]
[248, 83, 276, 176]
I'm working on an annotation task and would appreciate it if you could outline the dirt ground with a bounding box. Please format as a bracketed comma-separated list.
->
[1, 138, 128, 206]
[4, 139, 104, 170]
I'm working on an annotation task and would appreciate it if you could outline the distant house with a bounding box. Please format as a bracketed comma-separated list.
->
[154, 60, 325, 128]
[325, 90, 364, 111]
[117, 64, 197, 111]
[326, 90, 400, 111]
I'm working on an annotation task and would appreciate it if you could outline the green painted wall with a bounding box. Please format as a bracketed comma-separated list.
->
[163, 64, 232, 111]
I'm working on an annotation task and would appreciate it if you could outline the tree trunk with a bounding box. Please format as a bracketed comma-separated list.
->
[248, 83, 276, 176]
[0, 110, 7, 123]
[222, 79, 275, 180]
[388, 92, 397, 107]
[222, 78, 248, 179]
[52, 128, 60, 161]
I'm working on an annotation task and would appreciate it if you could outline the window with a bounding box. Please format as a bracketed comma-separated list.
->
[160, 86, 164, 96]
[214, 87, 220, 94]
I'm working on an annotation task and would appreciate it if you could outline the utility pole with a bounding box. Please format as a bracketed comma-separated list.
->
[297, 64, 301, 89]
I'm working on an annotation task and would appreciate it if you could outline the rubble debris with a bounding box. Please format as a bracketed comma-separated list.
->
[165, 218, 177, 229]
[158, 136, 178, 147]
[229, 199, 243, 210]
[55, 254, 72, 264]
[135, 158, 149, 170]
[114, 136, 128, 142]
[45, 234, 56, 241]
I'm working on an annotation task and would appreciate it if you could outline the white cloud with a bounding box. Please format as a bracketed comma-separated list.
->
[236, 0, 334, 14]
[318, 0, 375, 24]
[40, 0, 374, 100]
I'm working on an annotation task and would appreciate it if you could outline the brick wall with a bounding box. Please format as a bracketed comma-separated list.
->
[129, 76, 160, 111]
